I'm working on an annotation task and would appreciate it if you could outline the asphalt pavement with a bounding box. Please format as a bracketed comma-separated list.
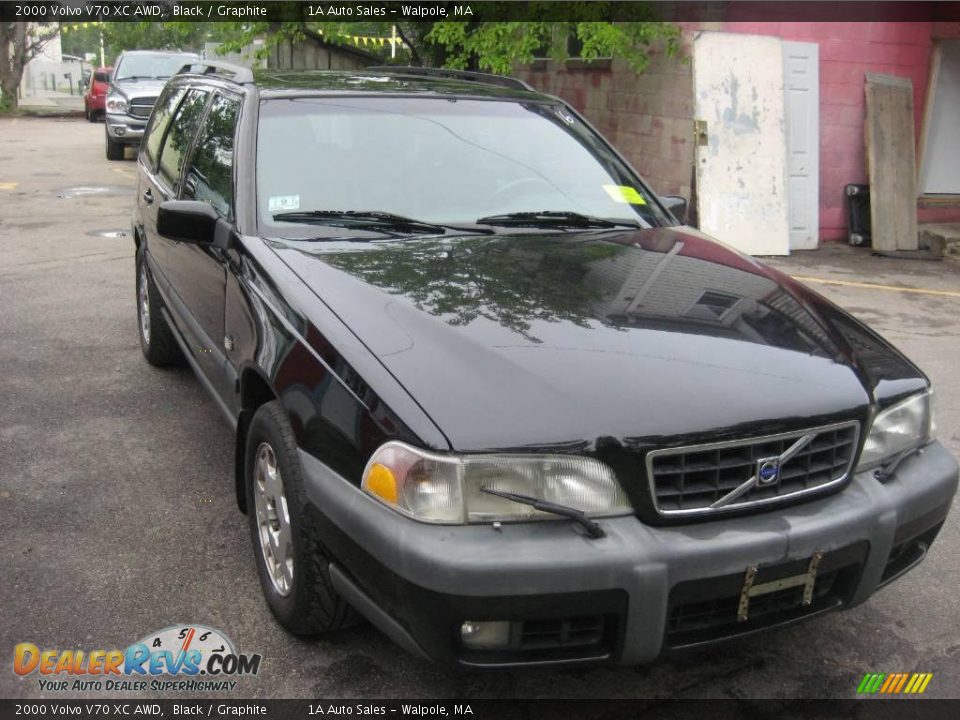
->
[1, 117, 959, 700]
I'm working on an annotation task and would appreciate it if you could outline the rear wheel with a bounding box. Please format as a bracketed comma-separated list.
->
[246, 401, 357, 635]
[105, 131, 124, 160]
[136, 248, 181, 366]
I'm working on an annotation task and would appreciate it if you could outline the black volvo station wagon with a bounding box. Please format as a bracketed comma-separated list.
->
[133, 61, 957, 667]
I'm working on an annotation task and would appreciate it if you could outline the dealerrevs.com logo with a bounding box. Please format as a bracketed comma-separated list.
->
[13, 625, 262, 693]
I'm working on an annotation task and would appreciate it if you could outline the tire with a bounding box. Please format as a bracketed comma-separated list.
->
[245, 400, 357, 636]
[86, 108, 95, 123]
[106, 132, 124, 160]
[136, 248, 181, 366]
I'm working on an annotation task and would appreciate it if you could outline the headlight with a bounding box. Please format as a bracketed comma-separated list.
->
[857, 389, 936, 471]
[106, 95, 127, 113]
[361, 441, 632, 523]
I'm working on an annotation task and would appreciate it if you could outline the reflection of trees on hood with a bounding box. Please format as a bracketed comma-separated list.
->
[318, 236, 625, 343]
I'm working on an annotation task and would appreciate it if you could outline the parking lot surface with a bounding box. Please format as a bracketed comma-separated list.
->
[1, 117, 959, 699]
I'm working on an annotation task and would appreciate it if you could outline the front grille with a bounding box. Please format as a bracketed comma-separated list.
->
[646, 421, 859, 517]
[129, 97, 157, 119]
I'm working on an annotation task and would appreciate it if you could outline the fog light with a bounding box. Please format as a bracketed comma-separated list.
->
[460, 621, 510, 649]
[115, 127, 126, 136]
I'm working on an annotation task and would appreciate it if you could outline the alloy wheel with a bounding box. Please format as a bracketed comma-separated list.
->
[253, 442, 294, 596]
[138, 262, 151, 345]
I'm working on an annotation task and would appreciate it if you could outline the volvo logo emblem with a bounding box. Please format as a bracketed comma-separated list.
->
[712, 433, 817, 509]
[757, 459, 781, 485]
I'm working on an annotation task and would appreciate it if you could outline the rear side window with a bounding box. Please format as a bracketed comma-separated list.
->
[157, 89, 210, 192]
[183, 93, 241, 219]
[141, 87, 184, 170]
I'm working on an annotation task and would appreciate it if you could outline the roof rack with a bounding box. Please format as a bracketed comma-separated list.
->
[366, 65, 533, 92]
[176, 60, 254, 84]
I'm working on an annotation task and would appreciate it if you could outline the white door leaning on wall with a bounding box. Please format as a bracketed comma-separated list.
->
[693, 32, 820, 255]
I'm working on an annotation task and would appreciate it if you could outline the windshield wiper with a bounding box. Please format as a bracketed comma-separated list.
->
[874, 446, 925, 482]
[480, 487, 606, 539]
[475, 211, 641, 230]
[272, 210, 493, 236]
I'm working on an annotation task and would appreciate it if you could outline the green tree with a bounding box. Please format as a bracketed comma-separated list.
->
[213, 14, 679, 74]
[61, 21, 217, 67]
[426, 21, 679, 74]
[0, 23, 60, 112]
[100, 22, 213, 63]
[59, 23, 102, 61]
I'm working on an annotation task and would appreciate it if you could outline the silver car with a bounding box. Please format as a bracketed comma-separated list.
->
[105, 50, 199, 160]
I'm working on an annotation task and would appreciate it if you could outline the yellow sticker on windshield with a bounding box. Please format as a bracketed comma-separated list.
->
[603, 184, 647, 205]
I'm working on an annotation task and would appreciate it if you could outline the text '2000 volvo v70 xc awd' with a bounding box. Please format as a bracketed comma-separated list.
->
[132, 62, 957, 668]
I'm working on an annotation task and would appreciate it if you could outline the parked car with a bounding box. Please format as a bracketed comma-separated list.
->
[83, 66, 111, 122]
[133, 63, 957, 668]
[105, 50, 198, 160]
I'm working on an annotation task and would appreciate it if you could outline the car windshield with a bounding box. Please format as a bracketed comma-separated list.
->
[114, 53, 194, 81]
[257, 96, 670, 236]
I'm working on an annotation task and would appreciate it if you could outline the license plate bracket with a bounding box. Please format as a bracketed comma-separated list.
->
[737, 551, 823, 622]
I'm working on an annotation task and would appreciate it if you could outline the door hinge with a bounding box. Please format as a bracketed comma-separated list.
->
[694, 119, 709, 146]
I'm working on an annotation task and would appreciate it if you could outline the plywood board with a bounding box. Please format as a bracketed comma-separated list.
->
[865, 73, 918, 251]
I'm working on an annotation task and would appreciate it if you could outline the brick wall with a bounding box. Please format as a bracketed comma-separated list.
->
[516, 22, 960, 245]
[515, 40, 696, 203]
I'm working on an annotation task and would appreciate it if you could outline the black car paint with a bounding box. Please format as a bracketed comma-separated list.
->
[135, 73, 928, 526]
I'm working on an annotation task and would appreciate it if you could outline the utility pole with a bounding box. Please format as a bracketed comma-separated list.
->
[390, 25, 397, 60]
[99, 24, 105, 67]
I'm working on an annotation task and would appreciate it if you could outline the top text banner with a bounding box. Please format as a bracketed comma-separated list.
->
[2, 1, 960, 23]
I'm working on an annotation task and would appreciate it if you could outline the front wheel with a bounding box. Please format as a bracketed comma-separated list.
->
[245, 401, 356, 635]
[106, 131, 124, 160]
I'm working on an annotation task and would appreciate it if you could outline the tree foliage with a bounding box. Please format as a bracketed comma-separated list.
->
[426, 21, 679, 74]
[0, 23, 60, 112]
[198, 19, 679, 75]
[320, 236, 624, 343]
[61, 21, 226, 65]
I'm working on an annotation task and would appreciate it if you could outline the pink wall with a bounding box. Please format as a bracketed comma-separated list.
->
[710, 21, 960, 240]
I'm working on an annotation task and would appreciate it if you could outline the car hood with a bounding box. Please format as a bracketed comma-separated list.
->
[268, 227, 925, 451]
[108, 79, 168, 99]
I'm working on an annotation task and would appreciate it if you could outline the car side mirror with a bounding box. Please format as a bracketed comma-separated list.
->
[660, 195, 688, 224]
[157, 200, 222, 246]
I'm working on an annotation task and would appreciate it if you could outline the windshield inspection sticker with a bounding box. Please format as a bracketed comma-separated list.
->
[603, 184, 647, 205]
[268, 195, 300, 212]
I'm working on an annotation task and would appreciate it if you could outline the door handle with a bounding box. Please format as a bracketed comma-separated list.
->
[142, 188, 153, 204]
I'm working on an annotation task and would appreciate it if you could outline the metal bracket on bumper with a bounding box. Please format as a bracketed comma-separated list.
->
[738, 551, 823, 622]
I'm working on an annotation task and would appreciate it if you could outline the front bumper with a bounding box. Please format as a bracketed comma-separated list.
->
[105, 114, 147, 144]
[299, 441, 957, 667]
